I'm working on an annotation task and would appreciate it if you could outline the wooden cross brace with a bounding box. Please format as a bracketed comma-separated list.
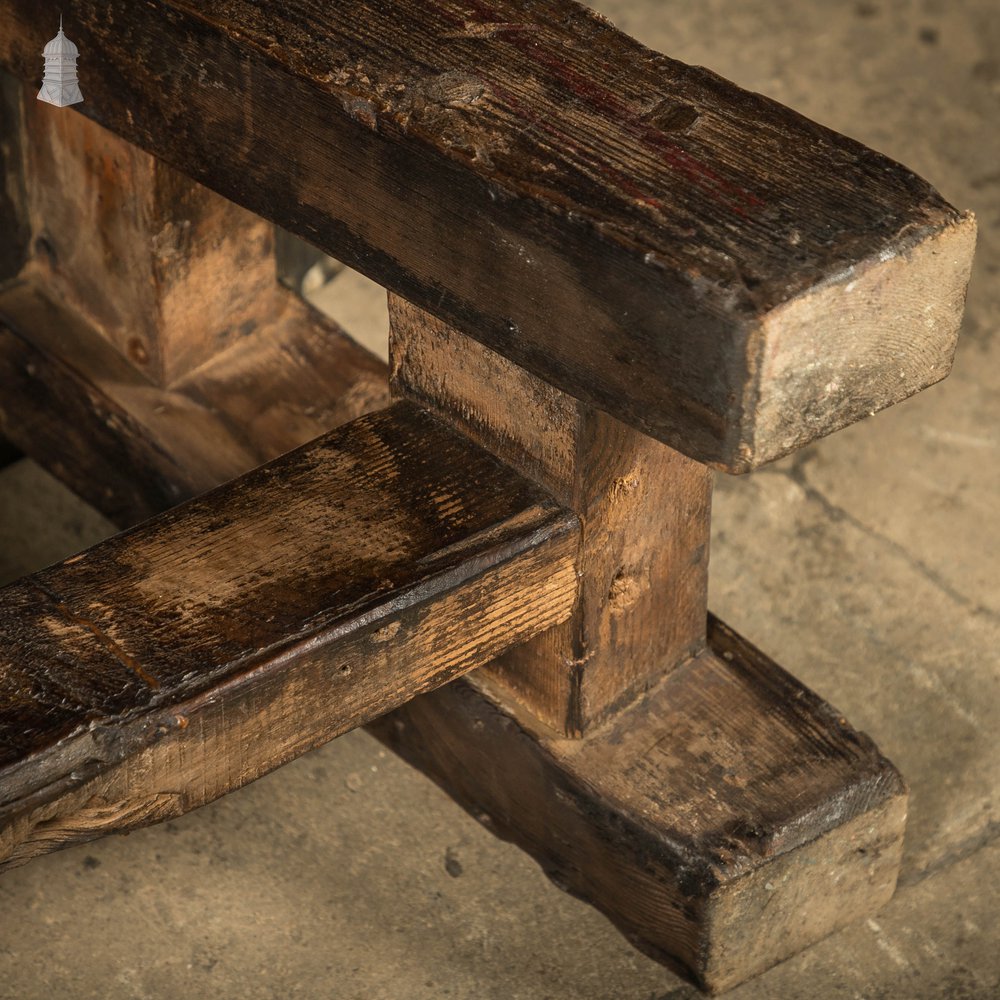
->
[0, 1, 976, 992]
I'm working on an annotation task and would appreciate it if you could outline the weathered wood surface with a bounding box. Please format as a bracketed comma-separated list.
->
[0, 277, 389, 524]
[0, 72, 389, 522]
[0, 401, 579, 870]
[391, 295, 711, 734]
[0, 2, 975, 469]
[16, 85, 282, 386]
[371, 614, 907, 992]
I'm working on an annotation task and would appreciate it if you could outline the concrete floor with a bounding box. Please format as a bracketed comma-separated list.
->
[1, 0, 999, 996]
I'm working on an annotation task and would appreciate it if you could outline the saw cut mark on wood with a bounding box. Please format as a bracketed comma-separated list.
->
[0, 401, 579, 871]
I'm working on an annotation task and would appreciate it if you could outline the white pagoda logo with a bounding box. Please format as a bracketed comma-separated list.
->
[37, 17, 83, 108]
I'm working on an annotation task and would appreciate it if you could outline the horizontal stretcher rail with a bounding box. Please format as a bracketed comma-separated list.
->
[0, 401, 579, 871]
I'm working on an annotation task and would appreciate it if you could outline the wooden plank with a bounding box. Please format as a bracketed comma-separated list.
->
[391, 295, 711, 734]
[370, 614, 907, 993]
[0, 2, 974, 469]
[0, 277, 389, 524]
[0, 401, 579, 870]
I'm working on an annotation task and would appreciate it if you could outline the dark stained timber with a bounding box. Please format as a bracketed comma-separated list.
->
[0, 402, 579, 870]
[0, 0, 976, 469]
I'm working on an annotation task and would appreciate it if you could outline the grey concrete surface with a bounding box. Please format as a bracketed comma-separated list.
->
[1, 0, 998, 997]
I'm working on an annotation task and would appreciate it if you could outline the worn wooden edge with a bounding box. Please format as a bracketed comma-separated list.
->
[0, 536, 579, 871]
[0, 402, 580, 868]
[0, 4, 974, 467]
[0, 276, 389, 523]
[369, 614, 907, 992]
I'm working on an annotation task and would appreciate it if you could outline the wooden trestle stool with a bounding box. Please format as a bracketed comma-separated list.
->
[0, 1, 975, 992]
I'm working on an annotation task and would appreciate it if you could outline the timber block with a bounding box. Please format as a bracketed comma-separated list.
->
[371, 616, 906, 993]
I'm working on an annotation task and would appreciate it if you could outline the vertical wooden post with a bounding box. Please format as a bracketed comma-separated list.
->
[0, 73, 389, 524]
[16, 87, 279, 386]
[390, 296, 712, 735]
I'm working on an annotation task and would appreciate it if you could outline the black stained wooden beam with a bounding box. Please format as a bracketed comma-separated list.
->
[0, 401, 579, 870]
[0, 3, 975, 470]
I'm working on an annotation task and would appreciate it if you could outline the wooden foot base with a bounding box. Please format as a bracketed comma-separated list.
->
[371, 616, 906, 993]
[0, 278, 387, 523]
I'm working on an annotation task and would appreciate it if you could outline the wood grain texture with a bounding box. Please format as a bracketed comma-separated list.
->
[391, 295, 711, 734]
[0, 277, 389, 525]
[15, 83, 281, 386]
[370, 614, 907, 993]
[173, 294, 389, 468]
[0, 1, 974, 468]
[0, 401, 579, 869]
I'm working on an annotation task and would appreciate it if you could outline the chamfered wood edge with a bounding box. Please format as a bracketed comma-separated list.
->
[369, 614, 907, 992]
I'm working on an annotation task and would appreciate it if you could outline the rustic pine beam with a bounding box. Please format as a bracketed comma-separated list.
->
[0, 401, 579, 871]
[0, 0, 975, 469]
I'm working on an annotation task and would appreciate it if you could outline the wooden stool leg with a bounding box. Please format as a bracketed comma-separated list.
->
[0, 74, 388, 523]
[390, 296, 711, 735]
[375, 296, 907, 993]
